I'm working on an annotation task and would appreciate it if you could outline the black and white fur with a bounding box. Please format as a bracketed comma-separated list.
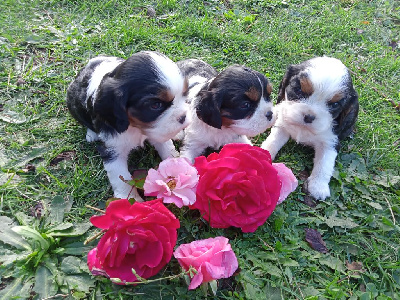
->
[67, 51, 189, 200]
[176, 59, 275, 162]
[261, 56, 359, 200]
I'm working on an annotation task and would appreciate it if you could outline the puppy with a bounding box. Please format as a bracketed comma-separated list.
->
[261, 56, 359, 200]
[67, 51, 189, 200]
[176, 59, 275, 162]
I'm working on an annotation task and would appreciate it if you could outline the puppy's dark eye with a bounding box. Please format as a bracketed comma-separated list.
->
[240, 101, 251, 109]
[150, 101, 164, 110]
[329, 102, 340, 109]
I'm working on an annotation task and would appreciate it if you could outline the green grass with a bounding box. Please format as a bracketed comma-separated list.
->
[1, 0, 399, 299]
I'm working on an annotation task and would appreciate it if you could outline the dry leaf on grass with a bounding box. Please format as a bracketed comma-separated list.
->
[304, 228, 328, 253]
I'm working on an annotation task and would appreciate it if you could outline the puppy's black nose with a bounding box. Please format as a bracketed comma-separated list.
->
[304, 114, 316, 124]
[266, 111, 273, 121]
[178, 115, 186, 124]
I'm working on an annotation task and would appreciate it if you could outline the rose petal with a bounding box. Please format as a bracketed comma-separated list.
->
[273, 163, 298, 204]
[90, 199, 132, 229]
[188, 269, 204, 290]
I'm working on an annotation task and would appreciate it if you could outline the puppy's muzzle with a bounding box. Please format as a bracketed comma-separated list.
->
[304, 114, 316, 124]
[178, 114, 187, 124]
[266, 111, 273, 121]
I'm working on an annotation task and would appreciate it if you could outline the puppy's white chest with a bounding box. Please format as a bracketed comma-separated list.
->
[287, 125, 318, 146]
[102, 126, 146, 149]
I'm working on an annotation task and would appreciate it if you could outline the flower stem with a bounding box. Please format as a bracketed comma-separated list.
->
[85, 205, 105, 214]
[112, 267, 197, 285]
[84, 230, 105, 245]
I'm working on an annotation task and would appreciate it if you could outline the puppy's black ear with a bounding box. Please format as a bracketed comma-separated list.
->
[93, 75, 130, 134]
[196, 90, 222, 129]
[334, 91, 359, 140]
[277, 65, 301, 103]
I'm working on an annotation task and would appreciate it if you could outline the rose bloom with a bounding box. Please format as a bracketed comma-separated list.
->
[143, 157, 199, 208]
[87, 199, 180, 284]
[190, 143, 281, 233]
[272, 163, 298, 204]
[173, 236, 238, 290]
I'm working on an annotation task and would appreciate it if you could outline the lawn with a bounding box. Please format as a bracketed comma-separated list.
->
[0, 0, 399, 299]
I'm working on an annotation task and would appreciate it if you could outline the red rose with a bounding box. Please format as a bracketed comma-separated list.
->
[190, 144, 281, 232]
[87, 199, 180, 284]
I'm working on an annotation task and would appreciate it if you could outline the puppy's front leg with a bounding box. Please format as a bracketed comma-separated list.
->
[149, 139, 179, 160]
[100, 145, 143, 202]
[180, 139, 209, 163]
[306, 144, 337, 200]
[261, 126, 290, 160]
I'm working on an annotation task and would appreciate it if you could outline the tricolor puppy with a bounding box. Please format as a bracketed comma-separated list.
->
[176, 59, 275, 162]
[67, 51, 189, 200]
[261, 56, 359, 200]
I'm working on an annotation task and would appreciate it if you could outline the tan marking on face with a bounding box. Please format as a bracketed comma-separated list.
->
[158, 88, 175, 103]
[299, 75, 314, 96]
[182, 78, 189, 96]
[329, 92, 344, 104]
[245, 86, 260, 102]
[221, 116, 233, 127]
[266, 82, 273, 95]
[127, 113, 151, 129]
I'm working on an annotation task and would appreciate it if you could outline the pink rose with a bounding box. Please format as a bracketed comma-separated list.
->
[190, 144, 281, 232]
[272, 163, 298, 204]
[144, 157, 199, 208]
[173, 237, 238, 290]
[87, 199, 180, 284]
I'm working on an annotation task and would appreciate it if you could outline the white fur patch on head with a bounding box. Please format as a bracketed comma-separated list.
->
[306, 56, 349, 104]
[146, 51, 185, 96]
[86, 57, 123, 104]
[141, 52, 190, 143]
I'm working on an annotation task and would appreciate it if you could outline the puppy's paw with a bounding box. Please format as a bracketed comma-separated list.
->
[305, 177, 331, 200]
[170, 148, 180, 158]
[86, 129, 100, 142]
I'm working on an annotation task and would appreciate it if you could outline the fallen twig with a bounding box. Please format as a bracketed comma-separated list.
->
[385, 197, 396, 225]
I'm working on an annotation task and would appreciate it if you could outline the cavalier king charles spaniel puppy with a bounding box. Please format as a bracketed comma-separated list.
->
[176, 59, 275, 162]
[67, 51, 189, 200]
[261, 56, 359, 200]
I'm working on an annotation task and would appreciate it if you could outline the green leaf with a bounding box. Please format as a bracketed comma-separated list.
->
[14, 212, 33, 227]
[62, 241, 92, 255]
[3, 147, 47, 169]
[303, 286, 321, 297]
[241, 271, 264, 299]
[62, 274, 95, 293]
[263, 262, 283, 277]
[0, 245, 30, 265]
[209, 280, 218, 296]
[12, 226, 50, 250]
[48, 222, 91, 237]
[121, 169, 148, 189]
[280, 258, 299, 267]
[325, 216, 358, 229]
[46, 222, 74, 234]
[0, 110, 27, 124]
[0, 277, 29, 300]
[50, 195, 67, 224]
[43, 256, 60, 283]
[0, 217, 31, 250]
[319, 255, 345, 272]
[366, 201, 383, 210]
[60, 256, 82, 274]
[33, 265, 58, 298]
